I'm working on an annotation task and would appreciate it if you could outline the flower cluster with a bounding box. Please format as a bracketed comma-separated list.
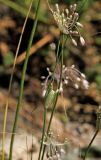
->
[43, 134, 66, 160]
[41, 65, 89, 97]
[48, 2, 85, 46]
[62, 65, 89, 90]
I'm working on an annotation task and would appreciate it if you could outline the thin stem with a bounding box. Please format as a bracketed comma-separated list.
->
[38, 37, 62, 160]
[41, 34, 65, 160]
[8, 0, 41, 159]
[60, 34, 65, 81]
[41, 93, 59, 160]
[83, 129, 99, 160]
[38, 107, 47, 160]
[1, 1, 33, 160]
[51, 37, 61, 83]
[26, 136, 28, 160]
[30, 134, 33, 160]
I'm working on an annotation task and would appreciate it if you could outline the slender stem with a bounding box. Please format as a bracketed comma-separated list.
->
[41, 93, 59, 160]
[31, 134, 33, 160]
[38, 107, 47, 160]
[41, 34, 65, 160]
[8, 0, 41, 159]
[1, 1, 33, 160]
[60, 34, 65, 81]
[51, 38, 61, 84]
[83, 129, 99, 160]
[38, 37, 62, 160]
[26, 136, 28, 160]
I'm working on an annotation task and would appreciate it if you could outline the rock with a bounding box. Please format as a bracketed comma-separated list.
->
[0, 133, 39, 160]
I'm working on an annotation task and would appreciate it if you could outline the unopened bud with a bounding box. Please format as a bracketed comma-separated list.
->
[80, 36, 85, 46]
[81, 73, 86, 78]
[71, 64, 75, 68]
[42, 89, 47, 97]
[76, 22, 83, 28]
[74, 13, 79, 20]
[55, 4, 60, 13]
[73, 4, 77, 11]
[65, 9, 69, 16]
[82, 79, 89, 89]
[74, 84, 79, 89]
[72, 38, 77, 46]
[50, 43, 56, 50]
[45, 89, 56, 108]
[58, 83, 63, 93]
[70, 5, 73, 11]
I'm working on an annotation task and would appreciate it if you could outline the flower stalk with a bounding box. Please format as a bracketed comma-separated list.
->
[83, 106, 101, 160]
[8, 0, 41, 159]
[1, 1, 33, 160]
[40, 34, 66, 160]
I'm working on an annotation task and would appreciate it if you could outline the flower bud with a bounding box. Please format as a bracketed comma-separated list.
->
[80, 36, 85, 46]
[45, 88, 57, 109]
[72, 38, 77, 46]
[55, 4, 60, 13]
[76, 22, 83, 28]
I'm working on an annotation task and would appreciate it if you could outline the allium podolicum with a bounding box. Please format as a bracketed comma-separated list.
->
[47, 2, 85, 46]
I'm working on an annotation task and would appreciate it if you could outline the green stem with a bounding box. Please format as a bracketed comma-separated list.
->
[38, 106, 47, 160]
[83, 129, 99, 160]
[41, 34, 65, 160]
[41, 92, 59, 160]
[8, 0, 41, 159]
[1, 1, 33, 160]
[38, 37, 62, 160]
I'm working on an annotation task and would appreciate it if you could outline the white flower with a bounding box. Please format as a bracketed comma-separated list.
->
[62, 65, 89, 90]
[82, 79, 89, 89]
[80, 36, 85, 46]
[42, 89, 46, 97]
[47, 2, 85, 46]
[72, 38, 77, 46]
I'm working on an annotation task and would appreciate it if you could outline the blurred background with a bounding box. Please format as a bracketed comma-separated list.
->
[0, 0, 101, 159]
